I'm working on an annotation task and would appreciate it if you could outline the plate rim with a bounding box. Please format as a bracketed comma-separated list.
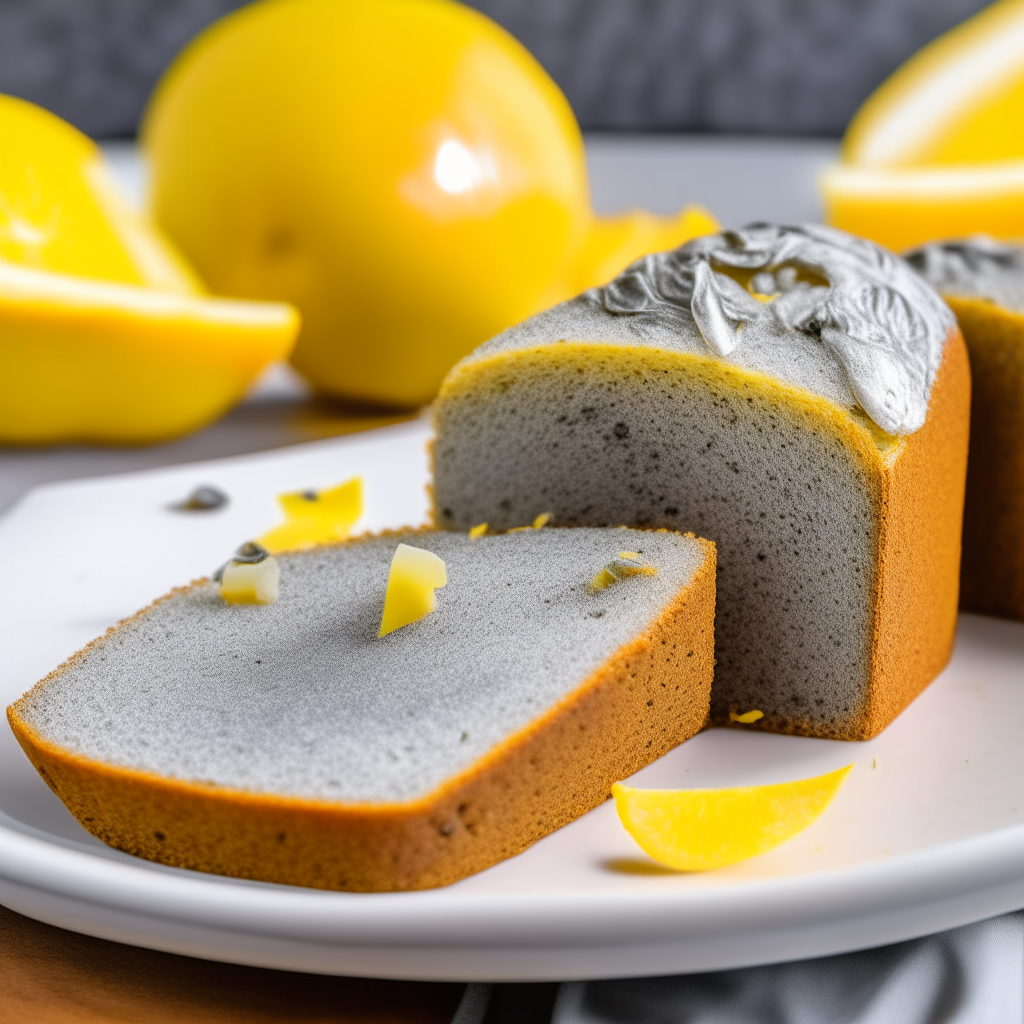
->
[2, 806, 1024, 979]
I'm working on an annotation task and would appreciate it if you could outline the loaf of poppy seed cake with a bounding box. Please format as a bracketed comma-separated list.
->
[906, 237, 1024, 622]
[432, 224, 970, 741]
[8, 526, 715, 892]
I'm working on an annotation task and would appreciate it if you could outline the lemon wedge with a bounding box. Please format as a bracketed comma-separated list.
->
[379, 544, 447, 637]
[822, 160, 1024, 252]
[612, 764, 853, 871]
[0, 94, 200, 291]
[0, 94, 299, 443]
[843, 0, 1024, 166]
[259, 477, 363, 553]
[823, 1, 1024, 248]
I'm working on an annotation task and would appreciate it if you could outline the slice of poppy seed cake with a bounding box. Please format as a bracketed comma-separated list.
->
[8, 526, 715, 892]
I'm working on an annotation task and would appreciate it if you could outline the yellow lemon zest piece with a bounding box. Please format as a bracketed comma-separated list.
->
[613, 764, 854, 871]
[468, 522, 488, 539]
[588, 558, 657, 593]
[588, 567, 619, 592]
[618, 551, 641, 560]
[508, 512, 554, 533]
[378, 544, 447, 637]
[259, 477, 363, 553]
[730, 709, 764, 724]
[221, 557, 279, 605]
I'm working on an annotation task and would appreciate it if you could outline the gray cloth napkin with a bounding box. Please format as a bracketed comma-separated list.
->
[553, 912, 1023, 1024]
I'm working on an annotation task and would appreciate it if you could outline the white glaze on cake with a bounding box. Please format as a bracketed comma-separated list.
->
[905, 236, 1024, 313]
[17, 528, 705, 804]
[470, 223, 953, 436]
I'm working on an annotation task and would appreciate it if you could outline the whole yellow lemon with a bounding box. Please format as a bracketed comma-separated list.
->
[144, 0, 593, 408]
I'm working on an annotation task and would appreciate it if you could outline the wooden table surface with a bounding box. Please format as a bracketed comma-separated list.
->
[0, 903, 463, 1024]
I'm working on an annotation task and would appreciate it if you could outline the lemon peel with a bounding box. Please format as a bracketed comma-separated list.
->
[379, 544, 447, 637]
[729, 709, 764, 724]
[468, 523, 488, 539]
[612, 764, 853, 871]
[259, 477, 363, 553]
[508, 512, 554, 533]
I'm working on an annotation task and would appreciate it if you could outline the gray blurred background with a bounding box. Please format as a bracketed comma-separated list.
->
[0, 0, 992, 140]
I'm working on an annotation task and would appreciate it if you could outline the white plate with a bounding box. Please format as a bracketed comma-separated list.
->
[1, 420, 1023, 982]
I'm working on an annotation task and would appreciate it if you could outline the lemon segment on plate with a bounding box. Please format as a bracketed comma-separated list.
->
[612, 764, 853, 871]
[259, 477, 363, 553]
[0, 92, 299, 444]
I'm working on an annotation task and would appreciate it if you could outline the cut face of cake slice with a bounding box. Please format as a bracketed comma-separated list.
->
[906, 237, 1024, 622]
[7, 527, 715, 892]
[432, 224, 971, 741]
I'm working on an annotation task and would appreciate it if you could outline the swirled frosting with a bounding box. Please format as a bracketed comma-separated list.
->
[905, 236, 1024, 314]
[587, 224, 954, 436]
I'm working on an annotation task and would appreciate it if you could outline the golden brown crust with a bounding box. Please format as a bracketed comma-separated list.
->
[947, 297, 1024, 621]
[8, 538, 715, 892]
[866, 328, 971, 738]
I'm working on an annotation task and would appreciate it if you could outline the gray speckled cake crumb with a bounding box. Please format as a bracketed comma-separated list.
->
[906, 237, 1024, 313]
[18, 528, 704, 804]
